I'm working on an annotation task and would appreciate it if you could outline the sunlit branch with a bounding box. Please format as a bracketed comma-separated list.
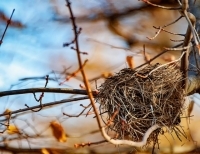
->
[140, 0, 181, 10]
[0, 9, 15, 46]
[101, 124, 160, 147]
[134, 43, 183, 70]
[65, 0, 102, 134]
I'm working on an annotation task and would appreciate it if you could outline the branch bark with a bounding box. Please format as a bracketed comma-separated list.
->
[0, 88, 97, 97]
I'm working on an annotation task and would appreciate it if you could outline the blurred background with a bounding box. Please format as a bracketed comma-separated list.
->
[0, 0, 200, 153]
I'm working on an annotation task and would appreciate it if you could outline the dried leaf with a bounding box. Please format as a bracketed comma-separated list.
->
[102, 72, 113, 78]
[74, 144, 79, 148]
[7, 125, 20, 134]
[4, 109, 11, 119]
[41, 148, 60, 154]
[188, 100, 194, 117]
[126, 56, 134, 68]
[50, 121, 67, 143]
[162, 55, 175, 62]
[41, 148, 49, 154]
[197, 44, 200, 55]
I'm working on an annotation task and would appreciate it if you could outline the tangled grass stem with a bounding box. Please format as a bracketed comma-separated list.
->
[96, 63, 185, 145]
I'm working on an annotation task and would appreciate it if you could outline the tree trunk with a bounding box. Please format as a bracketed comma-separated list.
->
[187, 0, 200, 95]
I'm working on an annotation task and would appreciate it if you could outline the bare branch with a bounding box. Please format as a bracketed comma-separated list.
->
[0, 9, 15, 46]
[0, 96, 89, 118]
[65, 0, 102, 133]
[140, 0, 181, 10]
[0, 88, 98, 97]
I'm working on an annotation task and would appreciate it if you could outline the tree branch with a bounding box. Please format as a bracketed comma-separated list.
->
[0, 9, 15, 46]
[0, 96, 88, 118]
[0, 88, 97, 97]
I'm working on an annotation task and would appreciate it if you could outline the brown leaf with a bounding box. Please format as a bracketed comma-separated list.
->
[102, 72, 113, 78]
[126, 56, 134, 68]
[4, 109, 11, 119]
[0, 11, 24, 28]
[7, 125, 20, 134]
[50, 121, 67, 143]
[162, 55, 175, 62]
[41, 148, 61, 154]
[41, 148, 50, 154]
[188, 100, 194, 117]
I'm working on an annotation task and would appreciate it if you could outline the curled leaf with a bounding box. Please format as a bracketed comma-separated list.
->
[50, 121, 67, 143]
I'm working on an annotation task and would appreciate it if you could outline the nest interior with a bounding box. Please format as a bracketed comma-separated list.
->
[96, 63, 185, 144]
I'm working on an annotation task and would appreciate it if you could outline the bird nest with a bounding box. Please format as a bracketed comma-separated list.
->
[96, 63, 185, 144]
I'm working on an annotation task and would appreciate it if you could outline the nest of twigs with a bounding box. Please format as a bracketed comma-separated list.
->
[96, 63, 185, 144]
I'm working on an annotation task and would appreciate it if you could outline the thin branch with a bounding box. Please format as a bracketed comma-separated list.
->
[0, 88, 98, 97]
[153, 26, 184, 36]
[136, 51, 186, 78]
[147, 16, 184, 40]
[164, 45, 190, 51]
[0, 96, 89, 118]
[65, 0, 102, 133]
[27, 75, 49, 112]
[74, 140, 107, 148]
[63, 103, 91, 117]
[59, 59, 88, 85]
[147, 27, 162, 40]
[140, 0, 181, 10]
[134, 43, 183, 70]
